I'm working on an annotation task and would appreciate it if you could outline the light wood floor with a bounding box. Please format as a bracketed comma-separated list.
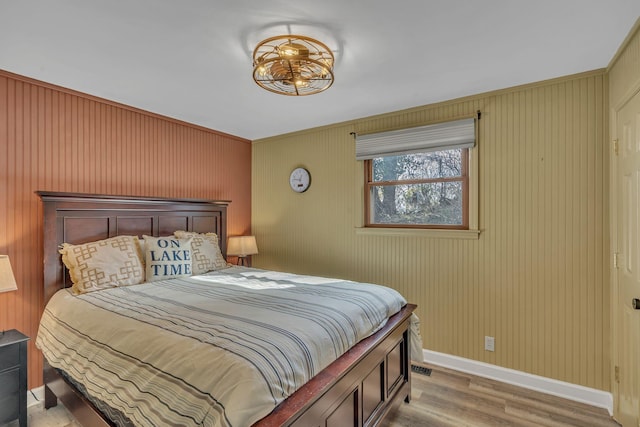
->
[381, 363, 620, 427]
[9, 402, 80, 427]
[22, 363, 620, 427]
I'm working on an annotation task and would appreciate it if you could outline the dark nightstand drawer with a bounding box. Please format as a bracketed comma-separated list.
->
[0, 367, 20, 394]
[0, 343, 19, 371]
[0, 391, 20, 423]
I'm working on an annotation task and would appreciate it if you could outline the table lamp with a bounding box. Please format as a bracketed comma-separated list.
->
[0, 255, 18, 336]
[0, 255, 17, 294]
[227, 236, 258, 267]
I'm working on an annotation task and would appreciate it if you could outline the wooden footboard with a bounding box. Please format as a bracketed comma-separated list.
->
[253, 303, 415, 427]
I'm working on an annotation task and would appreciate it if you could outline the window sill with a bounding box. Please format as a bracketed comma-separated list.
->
[355, 227, 481, 239]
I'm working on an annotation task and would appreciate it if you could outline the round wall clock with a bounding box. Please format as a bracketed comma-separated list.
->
[289, 167, 311, 193]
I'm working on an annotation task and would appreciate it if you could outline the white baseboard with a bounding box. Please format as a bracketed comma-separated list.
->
[423, 349, 613, 415]
[27, 385, 45, 409]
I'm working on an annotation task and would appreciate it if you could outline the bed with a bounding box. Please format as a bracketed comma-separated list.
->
[36, 191, 417, 427]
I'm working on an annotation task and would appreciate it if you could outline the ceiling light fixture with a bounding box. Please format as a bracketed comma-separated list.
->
[252, 35, 334, 96]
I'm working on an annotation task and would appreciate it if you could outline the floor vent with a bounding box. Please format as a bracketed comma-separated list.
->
[411, 365, 432, 376]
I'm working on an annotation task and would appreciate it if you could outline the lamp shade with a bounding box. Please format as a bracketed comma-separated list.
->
[0, 255, 17, 293]
[227, 236, 258, 257]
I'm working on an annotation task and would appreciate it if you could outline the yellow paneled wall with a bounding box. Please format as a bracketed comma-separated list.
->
[252, 70, 610, 391]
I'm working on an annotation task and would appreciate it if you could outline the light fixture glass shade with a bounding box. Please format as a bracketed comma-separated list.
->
[227, 236, 259, 257]
[0, 255, 18, 293]
[253, 35, 334, 96]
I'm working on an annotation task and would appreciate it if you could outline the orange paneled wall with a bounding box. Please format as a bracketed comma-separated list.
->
[0, 70, 252, 388]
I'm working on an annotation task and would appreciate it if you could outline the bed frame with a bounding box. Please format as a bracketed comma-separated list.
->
[38, 191, 416, 427]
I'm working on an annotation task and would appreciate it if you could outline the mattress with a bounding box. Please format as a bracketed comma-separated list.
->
[36, 266, 408, 427]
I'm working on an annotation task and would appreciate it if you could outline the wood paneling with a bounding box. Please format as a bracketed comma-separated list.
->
[252, 71, 610, 391]
[0, 70, 252, 388]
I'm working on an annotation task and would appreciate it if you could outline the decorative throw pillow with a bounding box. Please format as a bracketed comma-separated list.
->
[59, 235, 145, 295]
[174, 231, 227, 274]
[143, 235, 193, 282]
[136, 238, 147, 267]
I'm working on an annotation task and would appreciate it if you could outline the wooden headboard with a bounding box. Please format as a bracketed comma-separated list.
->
[37, 191, 230, 305]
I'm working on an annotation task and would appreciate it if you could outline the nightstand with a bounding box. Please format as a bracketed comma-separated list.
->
[0, 329, 29, 427]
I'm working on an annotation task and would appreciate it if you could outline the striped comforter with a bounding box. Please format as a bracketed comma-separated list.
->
[36, 266, 407, 427]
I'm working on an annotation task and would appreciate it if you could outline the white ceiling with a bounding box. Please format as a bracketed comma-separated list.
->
[1, 1, 639, 140]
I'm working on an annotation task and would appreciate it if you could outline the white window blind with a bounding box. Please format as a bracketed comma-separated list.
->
[355, 117, 476, 160]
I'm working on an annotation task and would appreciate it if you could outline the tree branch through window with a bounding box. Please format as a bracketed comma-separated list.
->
[365, 149, 469, 229]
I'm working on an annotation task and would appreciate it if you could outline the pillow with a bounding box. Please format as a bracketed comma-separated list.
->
[60, 235, 145, 295]
[174, 231, 227, 274]
[136, 239, 147, 264]
[143, 235, 193, 282]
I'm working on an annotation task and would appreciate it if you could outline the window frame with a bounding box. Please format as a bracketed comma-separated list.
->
[364, 148, 470, 230]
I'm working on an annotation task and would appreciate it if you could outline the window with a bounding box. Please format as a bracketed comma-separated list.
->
[365, 149, 468, 228]
[356, 117, 476, 230]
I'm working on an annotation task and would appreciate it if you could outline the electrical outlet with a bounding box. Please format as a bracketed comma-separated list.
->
[484, 336, 495, 352]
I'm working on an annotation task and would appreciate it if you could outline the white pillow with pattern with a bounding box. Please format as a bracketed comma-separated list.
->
[174, 231, 227, 274]
[60, 235, 145, 295]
